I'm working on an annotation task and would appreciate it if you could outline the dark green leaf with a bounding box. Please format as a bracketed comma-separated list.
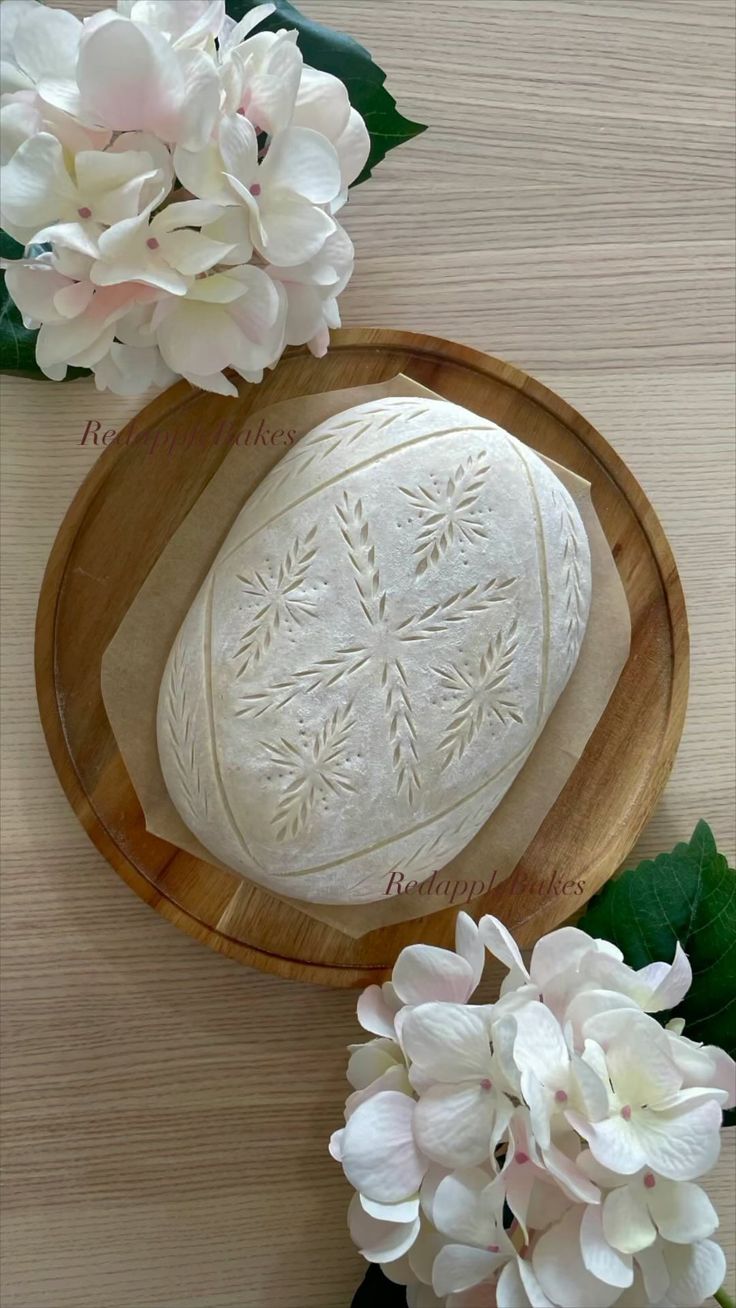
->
[0, 229, 90, 381]
[224, 0, 427, 184]
[578, 820, 736, 1060]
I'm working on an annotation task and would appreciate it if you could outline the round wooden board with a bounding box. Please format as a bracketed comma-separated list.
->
[35, 329, 688, 987]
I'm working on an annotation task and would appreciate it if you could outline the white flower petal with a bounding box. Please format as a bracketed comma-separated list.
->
[514, 1001, 569, 1085]
[432, 1168, 498, 1245]
[255, 185, 336, 266]
[645, 1177, 718, 1243]
[567, 1110, 647, 1176]
[173, 140, 233, 204]
[347, 1038, 402, 1091]
[159, 228, 234, 276]
[1, 131, 72, 228]
[345, 1064, 413, 1119]
[261, 126, 341, 204]
[664, 1238, 726, 1307]
[602, 1185, 656, 1254]
[348, 1193, 420, 1264]
[0, 98, 42, 164]
[580, 1203, 633, 1288]
[455, 912, 486, 991]
[541, 1139, 601, 1205]
[479, 916, 530, 982]
[361, 1193, 420, 1224]
[532, 1209, 623, 1308]
[357, 985, 398, 1039]
[634, 1243, 670, 1302]
[402, 1004, 491, 1082]
[628, 1100, 723, 1181]
[328, 1127, 344, 1162]
[393, 945, 476, 1007]
[219, 113, 258, 182]
[415, 1082, 503, 1168]
[341, 1090, 428, 1203]
[333, 106, 371, 189]
[530, 927, 599, 989]
[409, 1221, 446, 1284]
[10, 5, 81, 86]
[3, 261, 69, 325]
[432, 1244, 500, 1298]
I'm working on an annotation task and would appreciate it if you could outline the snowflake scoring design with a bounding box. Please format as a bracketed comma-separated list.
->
[239, 492, 517, 805]
[400, 452, 490, 574]
[435, 619, 523, 769]
[263, 703, 357, 843]
[232, 525, 318, 676]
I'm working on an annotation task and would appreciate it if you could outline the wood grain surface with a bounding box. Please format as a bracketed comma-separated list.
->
[1, 1, 734, 1305]
[34, 331, 688, 985]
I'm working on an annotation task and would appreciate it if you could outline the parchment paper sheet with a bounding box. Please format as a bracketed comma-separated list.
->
[101, 375, 631, 938]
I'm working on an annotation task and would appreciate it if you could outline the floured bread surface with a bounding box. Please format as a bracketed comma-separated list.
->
[157, 397, 592, 903]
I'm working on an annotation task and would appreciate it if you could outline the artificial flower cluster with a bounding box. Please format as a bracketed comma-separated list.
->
[331, 914, 735, 1307]
[0, 0, 369, 394]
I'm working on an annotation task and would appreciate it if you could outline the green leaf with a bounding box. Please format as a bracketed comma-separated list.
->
[578, 821, 736, 1059]
[224, 0, 427, 184]
[0, 229, 90, 381]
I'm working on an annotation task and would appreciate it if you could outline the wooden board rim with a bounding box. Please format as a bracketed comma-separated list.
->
[34, 328, 689, 986]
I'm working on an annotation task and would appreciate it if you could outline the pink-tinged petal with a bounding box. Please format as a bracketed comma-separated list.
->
[629, 1099, 723, 1180]
[53, 280, 95, 318]
[342, 1090, 428, 1203]
[580, 1203, 633, 1288]
[156, 300, 244, 373]
[455, 912, 486, 991]
[432, 1168, 498, 1245]
[532, 1209, 623, 1308]
[347, 1037, 402, 1091]
[357, 985, 397, 1039]
[77, 19, 179, 133]
[530, 927, 599, 989]
[255, 185, 335, 266]
[261, 126, 341, 204]
[432, 1244, 500, 1298]
[602, 1185, 656, 1254]
[663, 1238, 726, 1307]
[393, 944, 475, 1007]
[402, 1004, 491, 1082]
[479, 917, 529, 982]
[415, 1082, 503, 1168]
[345, 1064, 413, 1119]
[348, 1193, 420, 1264]
[645, 1177, 718, 1243]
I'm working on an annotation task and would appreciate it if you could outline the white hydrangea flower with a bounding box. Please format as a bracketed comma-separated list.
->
[332, 912, 734, 1307]
[0, 0, 370, 395]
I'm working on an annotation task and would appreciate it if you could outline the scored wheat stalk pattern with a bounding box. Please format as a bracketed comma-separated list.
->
[262, 703, 357, 842]
[163, 643, 209, 821]
[232, 525, 318, 677]
[400, 451, 490, 575]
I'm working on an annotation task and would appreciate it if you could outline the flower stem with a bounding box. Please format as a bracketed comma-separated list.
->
[715, 1287, 736, 1308]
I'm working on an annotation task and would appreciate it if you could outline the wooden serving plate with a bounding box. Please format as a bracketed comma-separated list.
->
[35, 329, 688, 986]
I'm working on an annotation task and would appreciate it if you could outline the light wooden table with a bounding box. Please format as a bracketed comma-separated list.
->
[1, 3, 734, 1305]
